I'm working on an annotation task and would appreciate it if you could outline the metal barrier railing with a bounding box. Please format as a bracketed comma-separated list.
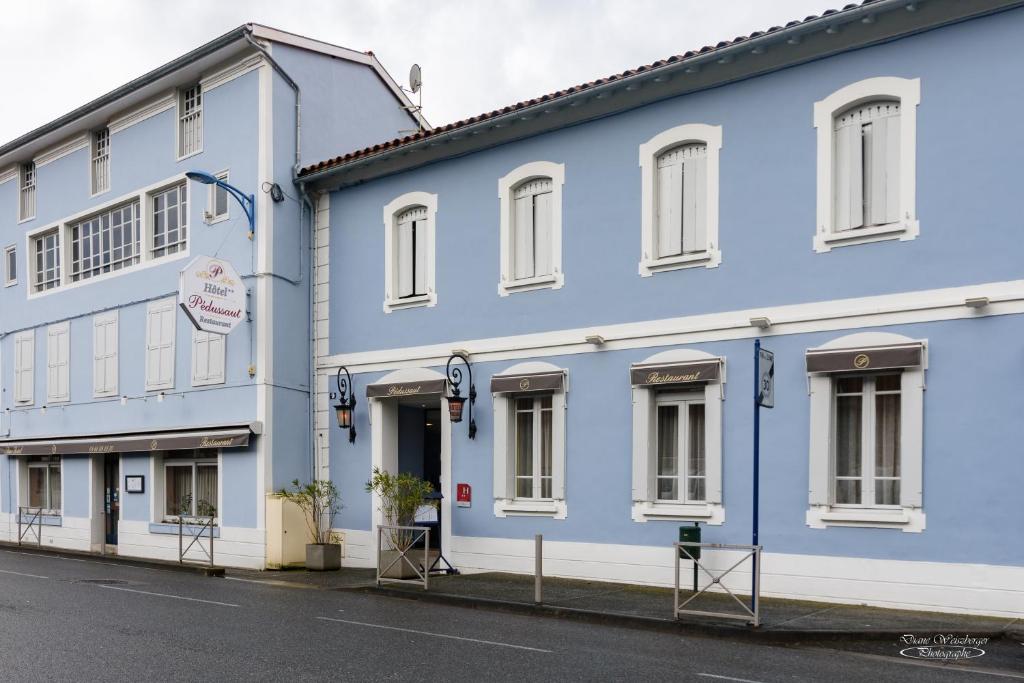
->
[178, 516, 215, 566]
[674, 541, 762, 627]
[376, 525, 430, 590]
[17, 507, 43, 547]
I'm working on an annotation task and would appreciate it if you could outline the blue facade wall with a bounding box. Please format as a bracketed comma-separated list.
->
[119, 453, 150, 522]
[327, 9, 1024, 355]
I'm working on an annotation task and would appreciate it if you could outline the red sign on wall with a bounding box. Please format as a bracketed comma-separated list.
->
[456, 483, 471, 508]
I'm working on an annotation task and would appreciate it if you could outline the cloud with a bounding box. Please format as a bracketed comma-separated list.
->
[0, 0, 837, 143]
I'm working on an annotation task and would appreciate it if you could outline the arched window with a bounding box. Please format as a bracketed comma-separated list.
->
[498, 161, 565, 296]
[511, 177, 554, 280]
[655, 142, 709, 259]
[382, 192, 437, 312]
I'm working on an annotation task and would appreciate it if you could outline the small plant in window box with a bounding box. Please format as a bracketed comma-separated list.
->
[277, 479, 343, 571]
[365, 468, 437, 579]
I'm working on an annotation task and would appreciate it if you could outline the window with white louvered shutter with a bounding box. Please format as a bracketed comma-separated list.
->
[14, 330, 34, 405]
[655, 144, 708, 258]
[511, 178, 554, 280]
[395, 205, 428, 299]
[145, 299, 176, 390]
[93, 311, 118, 397]
[47, 322, 70, 403]
[192, 329, 226, 386]
[832, 100, 901, 232]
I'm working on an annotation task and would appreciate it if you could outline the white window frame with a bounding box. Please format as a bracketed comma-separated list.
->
[492, 362, 567, 519]
[145, 297, 177, 391]
[639, 124, 722, 276]
[205, 170, 230, 224]
[14, 330, 35, 406]
[191, 329, 226, 387]
[25, 456, 62, 514]
[46, 321, 70, 404]
[4, 245, 16, 287]
[631, 349, 724, 524]
[176, 84, 203, 160]
[813, 77, 920, 252]
[498, 161, 565, 296]
[93, 310, 119, 398]
[382, 191, 437, 312]
[29, 226, 61, 293]
[149, 180, 189, 259]
[162, 453, 219, 523]
[69, 199, 142, 282]
[806, 332, 926, 532]
[91, 128, 110, 196]
[18, 162, 36, 223]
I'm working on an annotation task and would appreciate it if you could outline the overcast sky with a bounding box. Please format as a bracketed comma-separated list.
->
[1, 0, 839, 145]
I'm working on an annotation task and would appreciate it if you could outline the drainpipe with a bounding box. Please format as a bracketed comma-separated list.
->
[243, 29, 319, 482]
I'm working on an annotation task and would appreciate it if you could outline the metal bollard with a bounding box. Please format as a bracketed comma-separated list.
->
[534, 534, 543, 604]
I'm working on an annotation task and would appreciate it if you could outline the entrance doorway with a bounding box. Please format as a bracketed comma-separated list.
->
[103, 454, 119, 546]
[397, 403, 441, 491]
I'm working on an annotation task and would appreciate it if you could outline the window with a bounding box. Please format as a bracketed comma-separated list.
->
[631, 349, 724, 523]
[14, 330, 34, 405]
[46, 322, 70, 404]
[806, 332, 925, 531]
[164, 451, 218, 518]
[151, 182, 188, 258]
[145, 298, 176, 390]
[91, 128, 110, 195]
[27, 456, 61, 512]
[382, 191, 437, 311]
[4, 245, 15, 286]
[70, 200, 141, 282]
[498, 162, 564, 295]
[19, 162, 35, 222]
[813, 77, 920, 252]
[639, 124, 722, 275]
[178, 85, 203, 158]
[514, 395, 553, 499]
[491, 362, 567, 518]
[191, 329, 225, 386]
[93, 311, 118, 398]
[206, 171, 229, 223]
[32, 229, 61, 292]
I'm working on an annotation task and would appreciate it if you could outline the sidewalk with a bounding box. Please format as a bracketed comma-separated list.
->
[228, 566, 1021, 643]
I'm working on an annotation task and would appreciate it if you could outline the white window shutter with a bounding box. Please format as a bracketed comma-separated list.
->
[703, 384, 723, 504]
[884, 116, 901, 224]
[413, 219, 428, 295]
[208, 334, 225, 384]
[15, 332, 34, 404]
[104, 320, 118, 394]
[492, 396, 512, 499]
[681, 159, 698, 253]
[631, 387, 652, 502]
[159, 307, 175, 388]
[532, 192, 553, 277]
[807, 375, 831, 506]
[552, 391, 566, 501]
[900, 368, 924, 508]
[833, 125, 853, 232]
[193, 332, 209, 384]
[93, 313, 118, 397]
[146, 300, 175, 390]
[866, 120, 886, 226]
[47, 323, 69, 403]
[513, 195, 534, 279]
[396, 217, 413, 298]
[656, 163, 682, 258]
[692, 154, 708, 253]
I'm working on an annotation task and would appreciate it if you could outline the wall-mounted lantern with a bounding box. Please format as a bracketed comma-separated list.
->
[332, 366, 357, 443]
[446, 353, 477, 439]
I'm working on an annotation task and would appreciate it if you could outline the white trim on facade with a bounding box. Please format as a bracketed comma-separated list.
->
[33, 133, 90, 168]
[638, 124, 722, 275]
[200, 53, 265, 92]
[108, 93, 176, 135]
[813, 76, 920, 253]
[0, 166, 17, 185]
[497, 161, 565, 296]
[3, 244, 16, 287]
[382, 191, 438, 312]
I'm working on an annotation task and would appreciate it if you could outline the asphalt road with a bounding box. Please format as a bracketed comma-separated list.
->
[0, 549, 1019, 682]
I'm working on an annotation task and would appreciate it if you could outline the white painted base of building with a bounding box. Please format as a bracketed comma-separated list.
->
[335, 528, 1024, 619]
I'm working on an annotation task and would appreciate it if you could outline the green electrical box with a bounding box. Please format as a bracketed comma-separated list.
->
[678, 525, 701, 560]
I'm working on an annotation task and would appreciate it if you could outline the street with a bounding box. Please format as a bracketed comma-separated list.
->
[0, 550, 1019, 682]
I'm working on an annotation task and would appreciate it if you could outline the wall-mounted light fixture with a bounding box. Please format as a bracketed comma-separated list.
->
[585, 334, 606, 346]
[331, 366, 357, 444]
[964, 296, 990, 309]
[446, 353, 477, 439]
[749, 316, 772, 330]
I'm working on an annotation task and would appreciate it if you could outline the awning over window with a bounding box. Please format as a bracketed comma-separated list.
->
[490, 371, 565, 394]
[805, 343, 923, 373]
[0, 424, 256, 456]
[630, 359, 721, 386]
[366, 378, 447, 399]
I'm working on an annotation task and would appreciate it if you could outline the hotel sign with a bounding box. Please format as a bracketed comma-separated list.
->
[490, 372, 565, 394]
[805, 344, 923, 373]
[179, 256, 246, 335]
[630, 360, 721, 387]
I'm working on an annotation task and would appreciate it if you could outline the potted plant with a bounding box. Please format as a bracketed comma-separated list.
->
[277, 479, 342, 571]
[365, 467, 436, 579]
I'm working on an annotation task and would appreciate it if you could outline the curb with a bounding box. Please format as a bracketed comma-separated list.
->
[345, 584, 1009, 645]
[0, 541, 225, 576]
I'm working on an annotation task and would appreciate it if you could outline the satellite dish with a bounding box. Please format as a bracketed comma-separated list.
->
[409, 64, 422, 94]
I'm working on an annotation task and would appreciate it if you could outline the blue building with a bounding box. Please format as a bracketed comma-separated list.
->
[300, 0, 1024, 617]
[0, 25, 421, 568]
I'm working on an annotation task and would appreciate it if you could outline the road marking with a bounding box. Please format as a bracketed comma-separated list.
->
[0, 549, 86, 563]
[224, 576, 316, 589]
[697, 674, 767, 683]
[0, 568, 49, 579]
[98, 585, 239, 607]
[317, 617, 553, 653]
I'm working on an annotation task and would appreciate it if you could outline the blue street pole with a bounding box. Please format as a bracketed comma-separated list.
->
[185, 171, 256, 236]
[752, 338, 761, 619]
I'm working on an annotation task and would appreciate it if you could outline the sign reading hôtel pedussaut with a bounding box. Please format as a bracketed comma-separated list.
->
[178, 256, 246, 334]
